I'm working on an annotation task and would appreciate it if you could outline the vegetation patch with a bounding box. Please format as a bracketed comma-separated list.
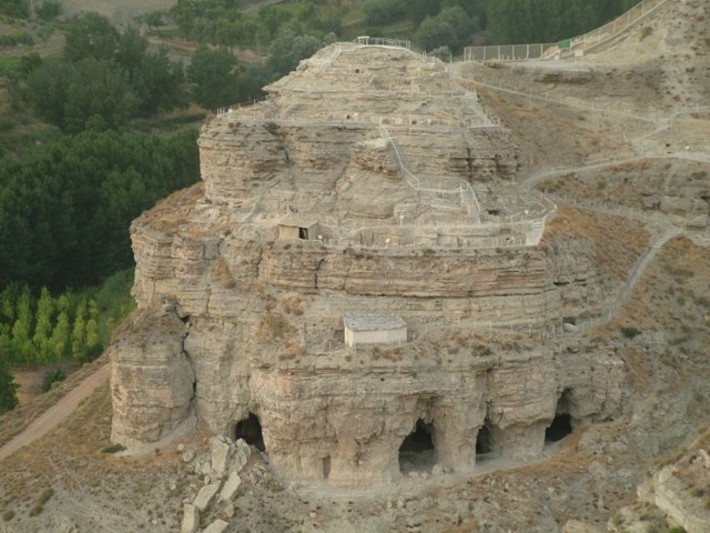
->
[620, 326, 641, 339]
[101, 444, 126, 454]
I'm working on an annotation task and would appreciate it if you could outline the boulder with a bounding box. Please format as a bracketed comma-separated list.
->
[193, 482, 221, 512]
[180, 504, 199, 533]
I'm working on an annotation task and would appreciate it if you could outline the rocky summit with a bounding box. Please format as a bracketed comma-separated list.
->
[110, 40, 627, 487]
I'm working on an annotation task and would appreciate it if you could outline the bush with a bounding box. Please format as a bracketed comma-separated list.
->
[35, 0, 62, 21]
[42, 367, 66, 392]
[0, 33, 34, 47]
[362, 0, 405, 25]
[623, 326, 642, 338]
[101, 444, 126, 454]
[0, 365, 19, 414]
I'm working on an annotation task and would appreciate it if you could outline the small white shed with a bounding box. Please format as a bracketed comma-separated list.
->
[343, 314, 407, 347]
[278, 216, 319, 240]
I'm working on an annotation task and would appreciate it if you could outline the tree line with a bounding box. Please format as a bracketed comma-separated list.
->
[0, 268, 135, 413]
[0, 276, 134, 367]
[486, 0, 642, 45]
[165, 0, 643, 57]
[0, 128, 199, 290]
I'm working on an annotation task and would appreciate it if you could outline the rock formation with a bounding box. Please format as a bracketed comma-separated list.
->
[110, 41, 624, 486]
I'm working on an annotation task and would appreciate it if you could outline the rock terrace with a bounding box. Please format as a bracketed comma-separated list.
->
[110, 41, 622, 487]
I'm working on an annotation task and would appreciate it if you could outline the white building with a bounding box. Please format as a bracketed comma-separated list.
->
[343, 314, 407, 347]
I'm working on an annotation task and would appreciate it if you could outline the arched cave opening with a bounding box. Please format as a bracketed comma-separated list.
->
[398, 419, 436, 475]
[546, 388, 574, 443]
[545, 414, 572, 442]
[233, 412, 265, 452]
[475, 424, 494, 455]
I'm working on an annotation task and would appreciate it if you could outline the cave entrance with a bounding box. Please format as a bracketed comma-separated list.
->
[546, 389, 574, 443]
[233, 412, 265, 452]
[298, 227, 309, 240]
[545, 414, 572, 442]
[398, 419, 436, 475]
[475, 424, 494, 455]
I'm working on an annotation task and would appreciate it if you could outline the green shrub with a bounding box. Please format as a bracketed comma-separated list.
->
[101, 444, 126, 454]
[2, 510, 14, 521]
[42, 367, 66, 392]
[621, 326, 641, 339]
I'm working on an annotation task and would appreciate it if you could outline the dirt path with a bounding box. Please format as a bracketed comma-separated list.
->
[0, 364, 110, 462]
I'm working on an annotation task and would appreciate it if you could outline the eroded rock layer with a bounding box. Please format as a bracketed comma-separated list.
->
[111, 43, 624, 486]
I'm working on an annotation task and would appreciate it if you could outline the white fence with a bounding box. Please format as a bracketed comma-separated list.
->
[355, 36, 411, 49]
[462, 0, 670, 62]
[568, 0, 669, 54]
[380, 125, 482, 223]
[463, 43, 556, 62]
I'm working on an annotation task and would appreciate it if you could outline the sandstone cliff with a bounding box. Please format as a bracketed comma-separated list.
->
[110, 42, 627, 487]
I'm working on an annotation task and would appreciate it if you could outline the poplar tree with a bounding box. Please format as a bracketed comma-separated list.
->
[33, 287, 54, 363]
[11, 286, 33, 364]
[71, 299, 87, 361]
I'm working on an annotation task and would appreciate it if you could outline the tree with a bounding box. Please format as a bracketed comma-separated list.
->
[267, 31, 322, 79]
[0, 363, 18, 414]
[142, 10, 166, 33]
[0, 129, 199, 289]
[188, 46, 240, 110]
[415, 16, 456, 51]
[64, 13, 120, 63]
[49, 310, 71, 361]
[0, 0, 29, 19]
[131, 47, 188, 115]
[32, 287, 54, 363]
[114, 26, 148, 82]
[11, 286, 33, 364]
[25, 59, 72, 128]
[35, 0, 62, 21]
[71, 299, 86, 361]
[63, 58, 138, 133]
[362, 0, 405, 25]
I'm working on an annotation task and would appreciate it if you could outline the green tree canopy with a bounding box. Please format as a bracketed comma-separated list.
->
[0, 362, 18, 414]
[267, 30, 323, 79]
[64, 12, 120, 63]
[0, 129, 199, 289]
[188, 46, 240, 110]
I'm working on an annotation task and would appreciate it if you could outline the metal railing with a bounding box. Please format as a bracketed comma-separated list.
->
[355, 36, 411, 49]
[462, 0, 670, 62]
[463, 43, 556, 62]
[380, 126, 482, 223]
[568, 0, 670, 54]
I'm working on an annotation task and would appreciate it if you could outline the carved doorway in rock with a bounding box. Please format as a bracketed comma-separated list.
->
[398, 418, 436, 476]
[475, 422, 494, 455]
[232, 412, 265, 451]
[545, 389, 574, 443]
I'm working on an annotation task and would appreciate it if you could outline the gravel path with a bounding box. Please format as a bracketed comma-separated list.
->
[0, 364, 110, 462]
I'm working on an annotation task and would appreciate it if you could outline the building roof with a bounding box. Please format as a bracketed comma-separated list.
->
[343, 313, 406, 332]
[279, 215, 319, 228]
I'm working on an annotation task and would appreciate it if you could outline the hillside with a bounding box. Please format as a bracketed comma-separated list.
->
[0, 1, 708, 532]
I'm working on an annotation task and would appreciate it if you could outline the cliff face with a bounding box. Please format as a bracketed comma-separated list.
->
[110, 43, 624, 486]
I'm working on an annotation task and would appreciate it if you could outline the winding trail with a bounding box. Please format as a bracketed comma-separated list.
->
[0, 363, 110, 462]
[447, 62, 709, 339]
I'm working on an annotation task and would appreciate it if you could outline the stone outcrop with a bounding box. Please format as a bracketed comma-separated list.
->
[111, 42, 624, 487]
[640, 445, 710, 533]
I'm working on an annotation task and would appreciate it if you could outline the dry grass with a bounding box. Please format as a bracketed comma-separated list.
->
[0, 355, 109, 449]
[0, 383, 190, 529]
[543, 205, 650, 280]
